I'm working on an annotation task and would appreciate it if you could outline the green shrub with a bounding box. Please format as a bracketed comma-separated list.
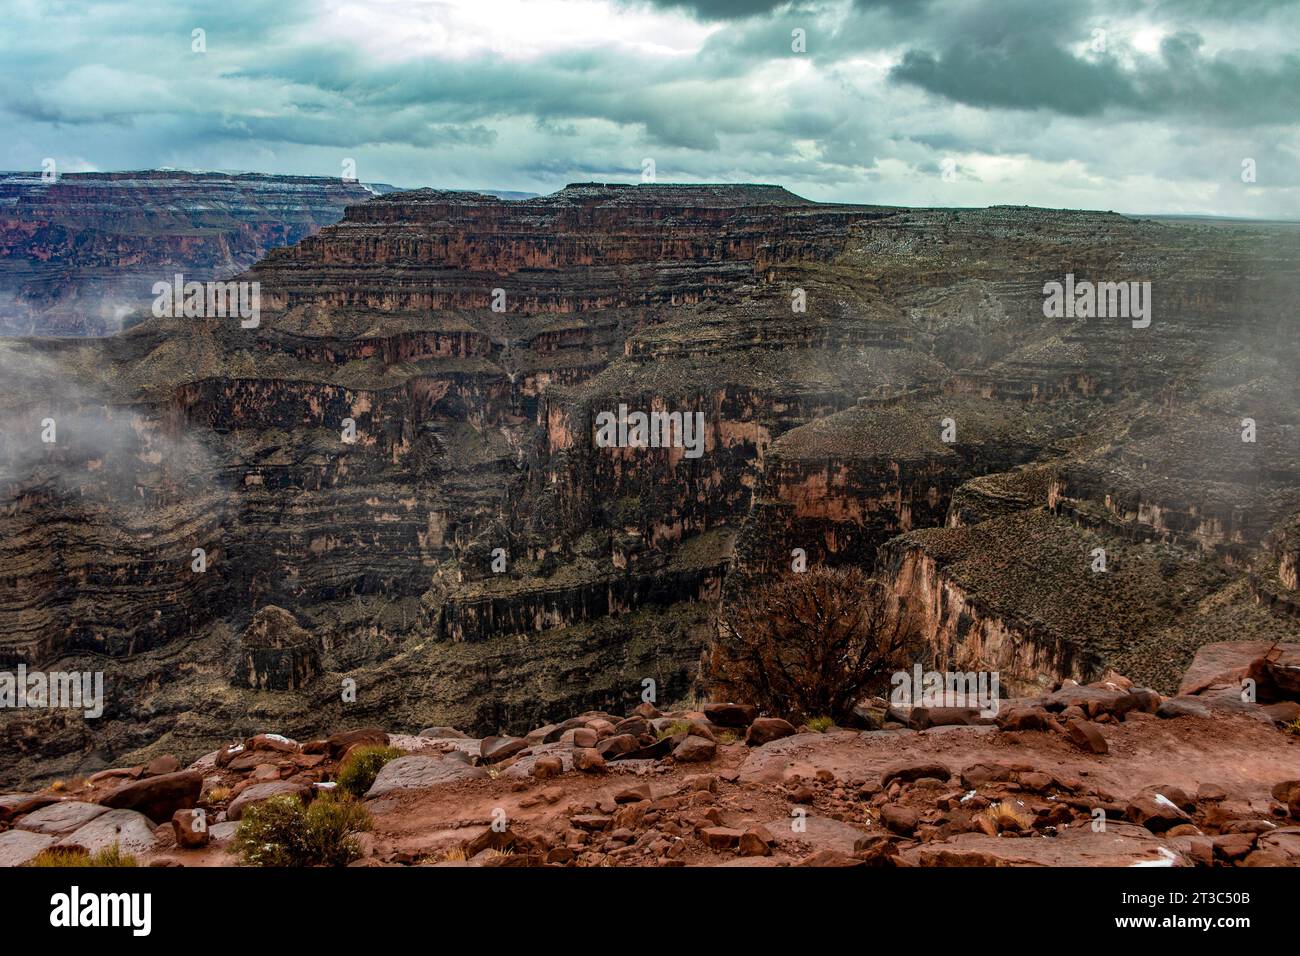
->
[234, 792, 373, 867]
[336, 745, 405, 798]
[28, 844, 139, 867]
[807, 716, 834, 733]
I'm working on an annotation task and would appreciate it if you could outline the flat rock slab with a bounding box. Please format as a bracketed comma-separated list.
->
[898, 823, 1184, 867]
[1178, 641, 1289, 696]
[0, 829, 58, 867]
[57, 809, 158, 857]
[15, 800, 111, 836]
[387, 733, 479, 758]
[765, 814, 867, 856]
[0, 793, 61, 823]
[365, 754, 488, 799]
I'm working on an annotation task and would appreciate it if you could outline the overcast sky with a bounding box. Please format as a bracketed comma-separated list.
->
[4, 0, 1298, 216]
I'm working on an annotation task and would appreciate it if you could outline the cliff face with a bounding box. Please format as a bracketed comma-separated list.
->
[1, 182, 1298, 787]
[0, 171, 383, 336]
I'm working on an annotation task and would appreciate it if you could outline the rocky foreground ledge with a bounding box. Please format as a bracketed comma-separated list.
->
[2, 640, 1298, 868]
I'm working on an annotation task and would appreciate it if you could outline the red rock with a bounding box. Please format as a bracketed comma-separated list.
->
[739, 826, 773, 857]
[703, 702, 758, 727]
[881, 760, 953, 788]
[143, 755, 181, 777]
[880, 804, 921, 836]
[596, 734, 639, 758]
[1066, 718, 1109, 755]
[795, 849, 864, 867]
[996, 707, 1053, 732]
[573, 748, 606, 773]
[480, 736, 527, 764]
[699, 826, 743, 849]
[325, 727, 389, 759]
[248, 733, 299, 754]
[171, 809, 211, 849]
[532, 755, 564, 780]
[1125, 791, 1192, 833]
[671, 735, 717, 763]
[745, 717, 797, 746]
[100, 770, 203, 825]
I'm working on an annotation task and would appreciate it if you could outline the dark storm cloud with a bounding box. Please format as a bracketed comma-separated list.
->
[890, 31, 1300, 125]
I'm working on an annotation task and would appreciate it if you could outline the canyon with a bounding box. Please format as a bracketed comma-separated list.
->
[0, 181, 1298, 788]
[0, 171, 389, 336]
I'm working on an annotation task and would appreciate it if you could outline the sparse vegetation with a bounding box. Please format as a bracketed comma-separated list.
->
[336, 744, 404, 798]
[807, 716, 834, 733]
[28, 844, 139, 868]
[1285, 717, 1300, 738]
[709, 566, 921, 726]
[656, 719, 692, 741]
[233, 792, 373, 867]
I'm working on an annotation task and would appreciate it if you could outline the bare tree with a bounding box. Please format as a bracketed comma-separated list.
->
[708, 566, 920, 725]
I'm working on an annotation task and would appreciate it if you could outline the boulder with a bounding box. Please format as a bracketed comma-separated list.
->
[143, 755, 182, 776]
[672, 735, 717, 763]
[880, 804, 920, 836]
[596, 734, 639, 759]
[573, 749, 606, 773]
[100, 770, 203, 824]
[326, 727, 389, 759]
[227, 781, 311, 820]
[881, 760, 953, 789]
[703, 703, 758, 727]
[1065, 718, 1109, 755]
[171, 809, 211, 849]
[699, 826, 744, 850]
[248, 733, 299, 753]
[745, 717, 797, 747]
[479, 736, 527, 764]
[1126, 791, 1192, 833]
[995, 707, 1052, 732]
[364, 754, 488, 799]
[532, 755, 564, 780]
